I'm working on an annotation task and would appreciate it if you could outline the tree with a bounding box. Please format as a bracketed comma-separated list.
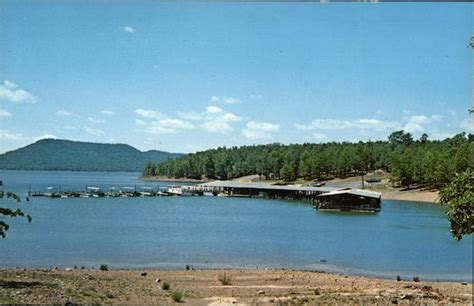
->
[420, 133, 428, 144]
[280, 159, 297, 181]
[439, 170, 474, 241]
[0, 192, 32, 239]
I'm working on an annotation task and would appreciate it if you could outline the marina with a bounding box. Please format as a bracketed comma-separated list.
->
[24, 180, 382, 212]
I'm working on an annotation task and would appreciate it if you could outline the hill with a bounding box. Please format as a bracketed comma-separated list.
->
[0, 139, 182, 172]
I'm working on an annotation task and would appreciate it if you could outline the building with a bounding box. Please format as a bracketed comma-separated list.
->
[315, 189, 382, 212]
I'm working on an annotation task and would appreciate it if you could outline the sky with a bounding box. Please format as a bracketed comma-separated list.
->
[0, 1, 472, 154]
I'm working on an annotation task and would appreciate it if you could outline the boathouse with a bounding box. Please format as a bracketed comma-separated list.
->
[315, 189, 381, 212]
[200, 181, 340, 201]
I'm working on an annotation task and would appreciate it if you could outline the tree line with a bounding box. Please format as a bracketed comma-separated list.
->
[144, 131, 472, 190]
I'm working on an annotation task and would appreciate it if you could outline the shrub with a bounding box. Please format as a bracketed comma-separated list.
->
[219, 273, 232, 285]
[413, 276, 420, 282]
[314, 288, 321, 295]
[100, 264, 108, 271]
[171, 290, 183, 302]
[396, 275, 401, 281]
[161, 282, 170, 290]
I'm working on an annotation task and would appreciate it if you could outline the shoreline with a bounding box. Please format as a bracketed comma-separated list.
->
[139, 176, 208, 183]
[0, 268, 471, 304]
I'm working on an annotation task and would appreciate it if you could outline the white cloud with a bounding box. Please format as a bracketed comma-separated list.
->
[249, 94, 263, 100]
[87, 117, 106, 124]
[0, 80, 37, 103]
[0, 129, 23, 140]
[139, 116, 195, 135]
[201, 106, 243, 133]
[222, 97, 240, 104]
[135, 108, 166, 120]
[209, 96, 241, 104]
[33, 134, 56, 141]
[56, 110, 78, 117]
[0, 129, 55, 141]
[401, 114, 443, 134]
[202, 121, 233, 133]
[100, 110, 114, 115]
[460, 118, 474, 133]
[206, 106, 223, 114]
[157, 118, 194, 129]
[297, 118, 400, 131]
[85, 127, 105, 136]
[136, 105, 242, 135]
[178, 111, 203, 121]
[242, 121, 280, 140]
[216, 112, 242, 123]
[123, 26, 135, 33]
[294, 123, 315, 131]
[403, 122, 425, 134]
[0, 108, 12, 117]
[135, 119, 147, 126]
[313, 132, 328, 142]
[430, 132, 455, 140]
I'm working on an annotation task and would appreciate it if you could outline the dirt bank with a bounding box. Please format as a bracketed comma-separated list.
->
[0, 269, 471, 304]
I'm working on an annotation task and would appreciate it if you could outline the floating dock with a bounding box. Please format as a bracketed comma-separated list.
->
[25, 180, 382, 212]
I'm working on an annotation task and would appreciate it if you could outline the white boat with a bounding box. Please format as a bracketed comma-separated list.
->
[167, 185, 183, 196]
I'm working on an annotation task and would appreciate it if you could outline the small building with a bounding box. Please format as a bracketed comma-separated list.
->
[315, 189, 381, 212]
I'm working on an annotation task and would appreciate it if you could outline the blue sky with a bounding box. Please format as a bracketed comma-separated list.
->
[0, 2, 472, 154]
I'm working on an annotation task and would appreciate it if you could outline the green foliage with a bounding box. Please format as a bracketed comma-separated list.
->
[144, 132, 471, 193]
[439, 170, 474, 241]
[0, 139, 182, 171]
[0, 192, 32, 239]
[171, 290, 183, 302]
[218, 273, 232, 285]
[161, 282, 170, 290]
[100, 264, 109, 271]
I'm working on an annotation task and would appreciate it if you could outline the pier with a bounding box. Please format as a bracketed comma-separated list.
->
[25, 181, 382, 212]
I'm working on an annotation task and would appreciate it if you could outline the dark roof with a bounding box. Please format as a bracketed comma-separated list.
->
[200, 180, 340, 193]
[316, 189, 382, 199]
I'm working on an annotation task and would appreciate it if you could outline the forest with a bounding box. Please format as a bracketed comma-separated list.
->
[143, 131, 473, 191]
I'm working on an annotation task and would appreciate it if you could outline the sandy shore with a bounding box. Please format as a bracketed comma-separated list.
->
[365, 184, 439, 203]
[377, 189, 439, 203]
[0, 269, 471, 304]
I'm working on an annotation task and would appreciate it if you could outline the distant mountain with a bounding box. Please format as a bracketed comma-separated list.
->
[0, 139, 183, 172]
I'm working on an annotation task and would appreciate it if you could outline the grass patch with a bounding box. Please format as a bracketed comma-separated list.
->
[218, 273, 232, 285]
[161, 282, 170, 290]
[100, 264, 108, 271]
[171, 290, 183, 302]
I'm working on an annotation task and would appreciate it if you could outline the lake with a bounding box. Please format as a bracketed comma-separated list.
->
[0, 170, 472, 282]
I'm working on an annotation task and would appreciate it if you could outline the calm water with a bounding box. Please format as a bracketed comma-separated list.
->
[0, 170, 472, 282]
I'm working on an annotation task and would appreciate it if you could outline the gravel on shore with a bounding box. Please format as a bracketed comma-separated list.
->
[0, 268, 471, 304]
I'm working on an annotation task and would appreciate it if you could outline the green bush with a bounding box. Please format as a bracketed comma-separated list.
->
[396, 275, 401, 281]
[161, 282, 170, 290]
[413, 276, 420, 282]
[171, 290, 183, 302]
[100, 264, 108, 271]
[219, 273, 232, 285]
